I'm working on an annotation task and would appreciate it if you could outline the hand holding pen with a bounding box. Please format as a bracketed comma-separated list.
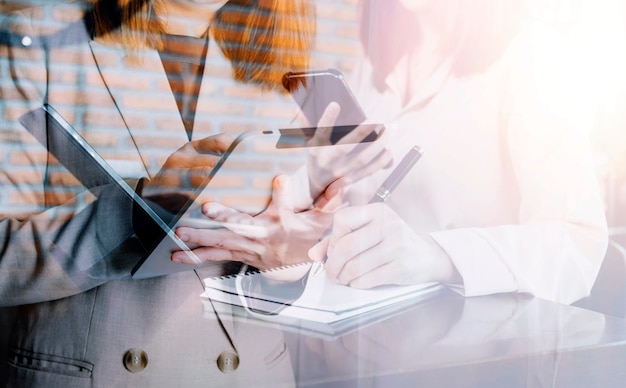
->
[311, 146, 423, 276]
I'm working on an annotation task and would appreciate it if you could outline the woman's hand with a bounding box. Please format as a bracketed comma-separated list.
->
[305, 103, 393, 200]
[144, 134, 233, 193]
[309, 202, 461, 288]
[172, 175, 346, 275]
[141, 134, 233, 212]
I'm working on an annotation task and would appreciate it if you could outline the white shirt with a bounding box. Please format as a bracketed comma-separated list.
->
[346, 22, 608, 304]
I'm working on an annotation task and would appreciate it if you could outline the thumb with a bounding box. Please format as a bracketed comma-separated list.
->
[269, 174, 295, 215]
[192, 134, 233, 154]
[309, 102, 341, 146]
[314, 177, 347, 213]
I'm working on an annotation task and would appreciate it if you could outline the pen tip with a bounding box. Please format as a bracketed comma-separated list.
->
[312, 262, 325, 277]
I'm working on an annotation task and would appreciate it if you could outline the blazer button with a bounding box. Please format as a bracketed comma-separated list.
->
[123, 348, 148, 373]
[21, 36, 32, 47]
[216, 351, 239, 373]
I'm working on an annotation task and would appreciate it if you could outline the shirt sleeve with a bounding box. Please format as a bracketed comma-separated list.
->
[430, 24, 608, 305]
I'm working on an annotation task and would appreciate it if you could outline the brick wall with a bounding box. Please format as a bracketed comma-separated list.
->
[0, 0, 363, 214]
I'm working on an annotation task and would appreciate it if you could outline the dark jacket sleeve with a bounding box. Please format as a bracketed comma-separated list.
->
[0, 9, 152, 306]
[0, 182, 149, 307]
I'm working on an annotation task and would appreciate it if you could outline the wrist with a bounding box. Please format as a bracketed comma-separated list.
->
[425, 235, 462, 284]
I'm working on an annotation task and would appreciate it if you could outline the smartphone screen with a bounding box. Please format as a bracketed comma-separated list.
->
[283, 68, 377, 144]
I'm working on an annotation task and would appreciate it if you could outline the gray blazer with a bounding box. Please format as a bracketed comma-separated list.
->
[0, 5, 294, 387]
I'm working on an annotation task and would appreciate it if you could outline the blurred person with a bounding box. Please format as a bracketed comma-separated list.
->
[0, 0, 348, 386]
[308, 0, 608, 304]
[195, 0, 608, 305]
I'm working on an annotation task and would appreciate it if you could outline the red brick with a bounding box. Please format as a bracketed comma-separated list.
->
[196, 101, 247, 115]
[0, 3, 41, 14]
[219, 122, 271, 134]
[82, 132, 120, 147]
[222, 160, 274, 172]
[316, 4, 359, 22]
[83, 110, 138, 128]
[335, 60, 358, 74]
[123, 55, 152, 70]
[335, 24, 360, 40]
[90, 51, 120, 68]
[316, 39, 361, 57]
[99, 153, 144, 163]
[310, 57, 336, 70]
[83, 111, 149, 131]
[123, 95, 173, 110]
[86, 71, 151, 91]
[252, 140, 302, 156]
[4, 106, 36, 123]
[9, 150, 55, 166]
[132, 135, 186, 149]
[50, 49, 95, 66]
[191, 175, 244, 190]
[222, 85, 269, 100]
[203, 64, 233, 78]
[0, 169, 42, 185]
[155, 117, 186, 132]
[50, 90, 113, 107]
[252, 104, 294, 119]
[0, 129, 38, 145]
[51, 6, 84, 23]
[279, 161, 304, 172]
[191, 118, 215, 135]
[49, 69, 79, 84]
[252, 176, 275, 190]
[48, 171, 82, 188]
[8, 190, 76, 207]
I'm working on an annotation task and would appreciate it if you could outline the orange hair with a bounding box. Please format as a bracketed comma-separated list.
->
[88, 0, 315, 90]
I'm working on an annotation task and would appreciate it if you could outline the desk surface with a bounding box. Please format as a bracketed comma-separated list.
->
[274, 289, 626, 387]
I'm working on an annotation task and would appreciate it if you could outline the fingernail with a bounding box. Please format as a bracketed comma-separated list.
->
[177, 233, 189, 242]
[203, 205, 216, 218]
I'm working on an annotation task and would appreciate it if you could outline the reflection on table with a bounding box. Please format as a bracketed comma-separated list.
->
[227, 289, 626, 387]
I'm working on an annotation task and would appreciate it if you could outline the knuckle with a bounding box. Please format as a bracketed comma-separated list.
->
[342, 260, 360, 279]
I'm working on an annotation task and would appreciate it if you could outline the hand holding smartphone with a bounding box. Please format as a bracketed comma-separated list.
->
[283, 68, 379, 144]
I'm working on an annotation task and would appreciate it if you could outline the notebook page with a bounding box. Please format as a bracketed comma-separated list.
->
[203, 263, 439, 314]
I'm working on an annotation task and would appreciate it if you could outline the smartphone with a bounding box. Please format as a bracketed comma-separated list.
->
[186, 124, 383, 216]
[282, 68, 378, 144]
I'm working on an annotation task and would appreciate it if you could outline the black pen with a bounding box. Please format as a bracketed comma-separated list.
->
[312, 145, 423, 276]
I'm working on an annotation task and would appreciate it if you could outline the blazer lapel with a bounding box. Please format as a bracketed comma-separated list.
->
[190, 38, 221, 141]
[89, 39, 189, 177]
[90, 39, 242, 341]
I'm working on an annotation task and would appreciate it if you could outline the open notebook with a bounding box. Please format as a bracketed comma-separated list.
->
[201, 263, 442, 339]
